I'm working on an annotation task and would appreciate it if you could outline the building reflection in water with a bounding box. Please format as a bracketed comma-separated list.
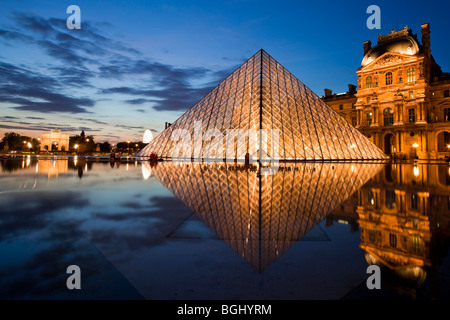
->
[0, 157, 95, 180]
[332, 163, 450, 298]
[36, 160, 68, 178]
[149, 161, 383, 272]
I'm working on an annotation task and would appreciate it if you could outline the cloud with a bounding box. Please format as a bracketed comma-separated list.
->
[0, 116, 97, 132]
[74, 118, 108, 125]
[0, 190, 89, 241]
[89, 195, 193, 253]
[0, 11, 238, 120]
[26, 116, 45, 120]
[102, 84, 215, 112]
[0, 29, 33, 42]
[0, 62, 94, 113]
[125, 98, 154, 105]
[12, 12, 54, 34]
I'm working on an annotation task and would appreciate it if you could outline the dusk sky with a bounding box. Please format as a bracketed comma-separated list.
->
[1, 0, 450, 143]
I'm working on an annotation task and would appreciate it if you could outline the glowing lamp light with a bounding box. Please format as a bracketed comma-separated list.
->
[74, 144, 79, 149]
[143, 129, 153, 143]
[414, 166, 419, 177]
[412, 143, 419, 148]
[141, 162, 152, 180]
[27, 142, 32, 148]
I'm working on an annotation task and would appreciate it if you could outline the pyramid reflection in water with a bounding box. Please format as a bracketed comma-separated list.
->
[150, 161, 383, 272]
[138, 50, 387, 160]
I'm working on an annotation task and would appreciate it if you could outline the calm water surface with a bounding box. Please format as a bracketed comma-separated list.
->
[1, 156, 450, 300]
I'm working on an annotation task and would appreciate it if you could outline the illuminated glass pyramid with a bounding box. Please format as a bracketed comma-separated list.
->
[137, 49, 387, 160]
[151, 162, 383, 272]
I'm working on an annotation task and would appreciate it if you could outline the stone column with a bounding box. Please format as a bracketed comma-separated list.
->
[417, 192, 429, 215]
[394, 103, 403, 125]
[371, 105, 379, 126]
[373, 188, 381, 210]
[356, 107, 363, 128]
[416, 101, 427, 124]
[397, 190, 406, 213]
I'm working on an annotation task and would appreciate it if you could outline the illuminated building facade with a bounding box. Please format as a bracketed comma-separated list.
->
[323, 24, 450, 160]
[40, 128, 70, 152]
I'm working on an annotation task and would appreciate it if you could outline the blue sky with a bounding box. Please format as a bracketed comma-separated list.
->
[1, 0, 449, 143]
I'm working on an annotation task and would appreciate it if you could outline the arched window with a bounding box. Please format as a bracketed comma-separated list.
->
[366, 76, 372, 89]
[407, 67, 415, 82]
[383, 107, 394, 126]
[385, 72, 393, 85]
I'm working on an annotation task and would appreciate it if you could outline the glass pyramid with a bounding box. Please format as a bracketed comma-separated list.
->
[147, 162, 383, 272]
[137, 49, 388, 160]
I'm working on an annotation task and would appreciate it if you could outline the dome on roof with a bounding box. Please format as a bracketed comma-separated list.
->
[361, 31, 420, 67]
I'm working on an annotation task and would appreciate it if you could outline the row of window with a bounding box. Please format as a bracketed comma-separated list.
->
[339, 91, 448, 112]
[368, 190, 420, 210]
[365, 67, 416, 88]
[353, 108, 450, 126]
[367, 231, 422, 253]
[339, 103, 355, 110]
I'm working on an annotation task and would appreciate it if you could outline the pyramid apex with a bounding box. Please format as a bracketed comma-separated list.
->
[138, 49, 388, 161]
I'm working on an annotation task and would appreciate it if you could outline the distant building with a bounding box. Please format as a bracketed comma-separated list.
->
[40, 129, 69, 151]
[322, 24, 450, 159]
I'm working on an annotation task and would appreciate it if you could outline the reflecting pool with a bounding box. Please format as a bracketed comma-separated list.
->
[1, 157, 450, 300]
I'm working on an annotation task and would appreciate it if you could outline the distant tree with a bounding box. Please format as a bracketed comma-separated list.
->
[116, 142, 128, 150]
[31, 138, 40, 152]
[69, 135, 81, 149]
[100, 141, 111, 153]
[69, 131, 95, 153]
[1, 132, 23, 151]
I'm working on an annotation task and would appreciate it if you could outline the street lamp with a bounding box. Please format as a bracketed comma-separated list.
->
[447, 144, 450, 163]
[74, 144, 79, 154]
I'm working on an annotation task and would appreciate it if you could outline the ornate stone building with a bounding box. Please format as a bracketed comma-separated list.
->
[40, 128, 69, 151]
[323, 24, 450, 160]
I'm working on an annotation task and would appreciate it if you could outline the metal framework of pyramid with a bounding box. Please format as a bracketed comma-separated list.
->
[137, 49, 387, 160]
[148, 161, 383, 272]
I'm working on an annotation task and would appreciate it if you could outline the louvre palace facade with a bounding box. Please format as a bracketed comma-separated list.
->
[322, 23, 450, 160]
